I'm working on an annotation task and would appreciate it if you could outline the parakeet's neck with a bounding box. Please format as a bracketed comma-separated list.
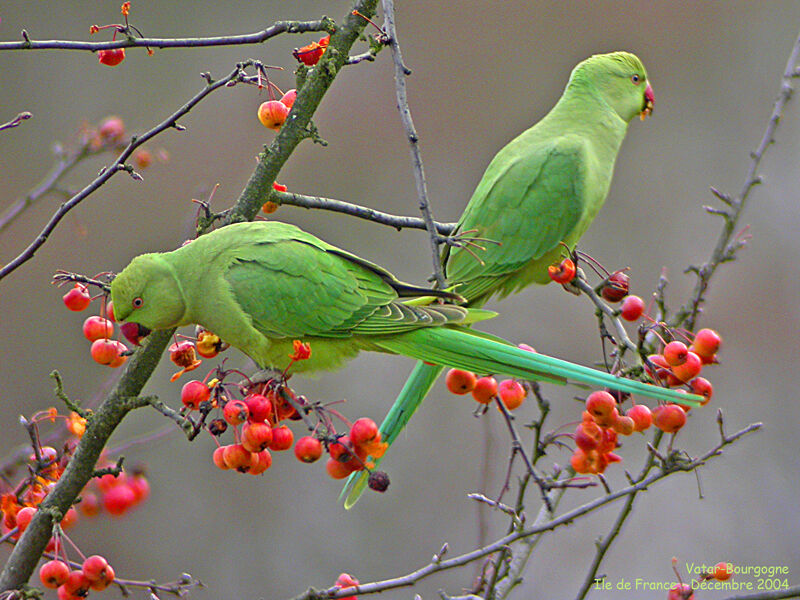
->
[541, 81, 629, 163]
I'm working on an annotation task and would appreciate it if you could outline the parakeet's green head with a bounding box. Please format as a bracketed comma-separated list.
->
[570, 51, 654, 123]
[111, 253, 187, 345]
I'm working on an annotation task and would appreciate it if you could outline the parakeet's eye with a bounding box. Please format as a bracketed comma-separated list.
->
[631, 74, 641, 84]
[132, 297, 144, 308]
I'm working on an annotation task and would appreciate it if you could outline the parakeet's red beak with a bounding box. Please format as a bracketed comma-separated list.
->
[640, 83, 654, 120]
[121, 322, 151, 346]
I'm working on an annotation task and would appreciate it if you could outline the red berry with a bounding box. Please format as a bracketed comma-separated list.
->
[57, 585, 82, 600]
[329, 436, 354, 463]
[103, 483, 136, 515]
[663, 341, 689, 367]
[652, 404, 687, 434]
[105, 300, 116, 322]
[223, 399, 250, 425]
[169, 340, 198, 369]
[108, 340, 129, 368]
[280, 89, 297, 108]
[620, 295, 645, 321]
[248, 449, 272, 475]
[471, 376, 498, 404]
[547, 257, 576, 284]
[294, 436, 323, 463]
[98, 48, 125, 66]
[445, 369, 477, 394]
[89, 564, 115, 591]
[212, 446, 229, 470]
[335, 573, 360, 600]
[244, 393, 272, 423]
[693, 328, 721, 359]
[258, 100, 289, 130]
[326, 457, 356, 479]
[181, 380, 210, 410]
[586, 390, 616, 419]
[98, 116, 125, 142]
[713, 562, 733, 581]
[61, 507, 78, 530]
[498, 379, 526, 410]
[574, 421, 602, 452]
[128, 475, 150, 503]
[40, 560, 70, 589]
[63, 571, 91, 597]
[601, 271, 629, 302]
[79, 492, 100, 517]
[268, 424, 294, 451]
[134, 148, 153, 169]
[15, 506, 36, 532]
[626, 404, 653, 432]
[350, 418, 379, 446]
[671, 351, 702, 383]
[223, 444, 252, 472]
[612, 414, 635, 436]
[82, 316, 114, 342]
[598, 427, 619, 454]
[63, 284, 91, 311]
[667, 583, 694, 600]
[81, 555, 109, 583]
[90, 338, 124, 366]
[242, 421, 274, 452]
[690, 377, 713, 405]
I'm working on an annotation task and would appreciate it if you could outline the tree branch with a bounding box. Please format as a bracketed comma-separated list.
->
[0, 20, 332, 51]
[381, 0, 447, 289]
[271, 190, 455, 234]
[673, 28, 800, 330]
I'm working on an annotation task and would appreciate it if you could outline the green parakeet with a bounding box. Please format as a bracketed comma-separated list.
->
[342, 51, 660, 507]
[111, 221, 694, 419]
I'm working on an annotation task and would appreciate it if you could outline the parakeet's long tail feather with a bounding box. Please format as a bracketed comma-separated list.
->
[377, 327, 701, 405]
[341, 361, 444, 509]
[341, 326, 702, 508]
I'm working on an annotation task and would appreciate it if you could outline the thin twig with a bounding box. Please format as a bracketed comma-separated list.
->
[719, 585, 800, 600]
[0, 112, 31, 132]
[381, 0, 447, 289]
[673, 28, 800, 330]
[271, 190, 455, 234]
[286, 421, 761, 600]
[0, 63, 251, 282]
[0, 20, 332, 51]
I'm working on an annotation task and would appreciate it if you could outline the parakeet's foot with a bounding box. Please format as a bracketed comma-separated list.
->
[439, 229, 501, 266]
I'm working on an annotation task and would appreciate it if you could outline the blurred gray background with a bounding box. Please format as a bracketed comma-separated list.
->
[1, 1, 799, 598]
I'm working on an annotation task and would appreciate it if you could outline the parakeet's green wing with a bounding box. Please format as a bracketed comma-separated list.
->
[445, 136, 586, 301]
[224, 238, 466, 340]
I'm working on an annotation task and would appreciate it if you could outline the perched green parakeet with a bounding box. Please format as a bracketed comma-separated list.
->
[111, 221, 694, 420]
[342, 51, 659, 507]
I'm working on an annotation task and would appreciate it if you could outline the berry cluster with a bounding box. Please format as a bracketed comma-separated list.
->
[445, 369, 528, 411]
[257, 89, 297, 131]
[39, 554, 115, 599]
[62, 285, 129, 369]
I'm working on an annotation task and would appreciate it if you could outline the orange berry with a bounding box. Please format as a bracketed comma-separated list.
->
[280, 89, 297, 108]
[258, 100, 289, 130]
[612, 414, 635, 436]
[248, 449, 272, 475]
[295, 436, 323, 463]
[671, 351, 702, 383]
[82, 316, 114, 342]
[471, 376, 498, 404]
[223, 444, 252, 473]
[663, 341, 689, 367]
[547, 257, 576, 284]
[620, 294, 645, 321]
[63, 284, 91, 311]
[713, 562, 733, 581]
[445, 369, 477, 394]
[81, 555, 110, 583]
[98, 48, 125, 66]
[40, 560, 70, 589]
[652, 404, 687, 434]
[242, 421, 274, 452]
[693, 328, 721, 359]
[212, 446, 229, 470]
[223, 399, 249, 425]
[690, 377, 713, 405]
[326, 457, 356, 479]
[15, 506, 36, 532]
[268, 424, 294, 451]
[626, 404, 652, 432]
[350, 417, 378, 446]
[181, 380, 210, 410]
[498, 379, 526, 410]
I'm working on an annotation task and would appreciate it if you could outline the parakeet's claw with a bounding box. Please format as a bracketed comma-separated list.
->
[439, 229, 501, 266]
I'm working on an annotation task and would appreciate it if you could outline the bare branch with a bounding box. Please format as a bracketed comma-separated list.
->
[673, 28, 800, 330]
[381, 0, 447, 289]
[271, 190, 455, 234]
[0, 20, 332, 51]
[0, 112, 31, 132]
